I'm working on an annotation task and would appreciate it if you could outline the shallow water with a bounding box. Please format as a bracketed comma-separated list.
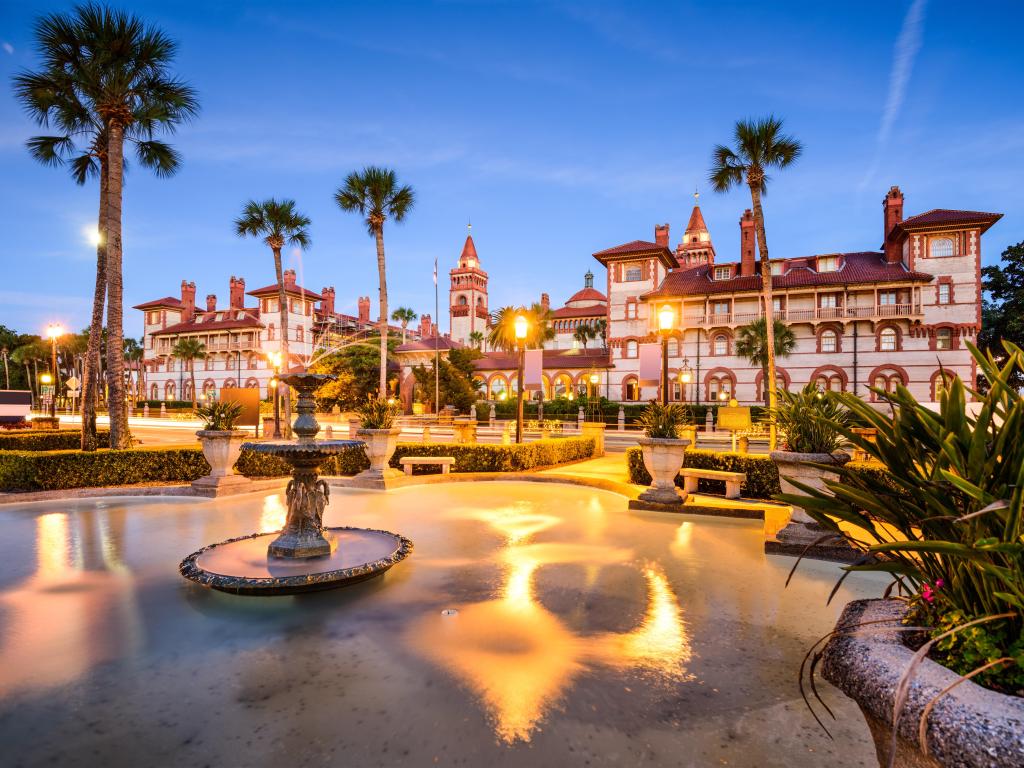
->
[0, 482, 884, 767]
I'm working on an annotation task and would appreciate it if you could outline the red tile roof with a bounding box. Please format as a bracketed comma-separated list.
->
[472, 348, 611, 371]
[395, 336, 464, 353]
[564, 286, 607, 304]
[133, 296, 183, 310]
[551, 304, 606, 319]
[153, 309, 263, 336]
[684, 205, 707, 234]
[246, 283, 323, 300]
[644, 251, 933, 300]
[896, 209, 1002, 231]
[592, 240, 677, 268]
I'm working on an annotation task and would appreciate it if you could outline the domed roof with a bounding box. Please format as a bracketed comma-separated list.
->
[566, 286, 607, 304]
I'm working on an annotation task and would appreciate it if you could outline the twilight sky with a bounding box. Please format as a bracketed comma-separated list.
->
[1, 0, 1022, 337]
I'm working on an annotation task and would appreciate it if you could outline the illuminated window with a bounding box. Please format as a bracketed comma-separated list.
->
[880, 328, 897, 352]
[936, 328, 952, 350]
[930, 238, 954, 258]
[819, 294, 837, 309]
[624, 264, 642, 281]
[821, 330, 837, 353]
[713, 334, 728, 355]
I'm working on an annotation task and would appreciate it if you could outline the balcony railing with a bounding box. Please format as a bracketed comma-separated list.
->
[155, 338, 261, 354]
[679, 303, 922, 327]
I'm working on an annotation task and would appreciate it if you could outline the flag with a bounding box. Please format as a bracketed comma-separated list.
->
[638, 342, 661, 386]
[524, 348, 544, 390]
[433, 257, 437, 285]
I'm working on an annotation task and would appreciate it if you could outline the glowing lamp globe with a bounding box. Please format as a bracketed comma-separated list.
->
[514, 314, 528, 340]
[658, 305, 674, 332]
[40, 373, 53, 385]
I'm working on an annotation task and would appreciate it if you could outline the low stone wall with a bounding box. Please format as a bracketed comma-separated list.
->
[822, 599, 1024, 768]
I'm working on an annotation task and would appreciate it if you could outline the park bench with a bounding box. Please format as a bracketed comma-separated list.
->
[398, 456, 455, 476]
[679, 467, 745, 499]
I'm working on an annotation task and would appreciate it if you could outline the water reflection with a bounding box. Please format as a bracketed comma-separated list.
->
[259, 494, 287, 533]
[409, 505, 692, 744]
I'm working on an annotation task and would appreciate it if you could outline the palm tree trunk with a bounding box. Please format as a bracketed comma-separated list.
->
[272, 246, 292, 426]
[401, 322, 407, 345]
[82, 275, 104, 448]
[748, 183, 778, 450]
[190, 360, 197, 408]
[374, 227, 389, 397]
[105, 123, 130, 449]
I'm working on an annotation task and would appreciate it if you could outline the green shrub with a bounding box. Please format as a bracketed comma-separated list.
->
[626, 446, 780, 499]
[0, 446, 208, 491]
[390, 436, 595, 474]
[0, 429, 111, 451]
[196, 401, 242, 430]
[138, 399, 193, 409]
[774, 382, 851, 453]
[234, 445, 370, 478]
[637, 402, 691, 438]
[357, 394, 401, 429]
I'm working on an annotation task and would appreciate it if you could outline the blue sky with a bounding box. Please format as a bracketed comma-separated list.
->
[1, 0, 1022, 337]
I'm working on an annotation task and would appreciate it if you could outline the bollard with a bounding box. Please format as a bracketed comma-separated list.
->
[324, 425, 333, 439]
[143, 404, 150, 418]
[705, 409, 714, 433]
[738, 435, 749, 454]
[160, 403, 167, 418]
[502, 422, 511, 445]
[617, 405, 625, 432]
[489, 404, 496, 429]
[578, 406, 584, 428]
[423, 425, 431, 443]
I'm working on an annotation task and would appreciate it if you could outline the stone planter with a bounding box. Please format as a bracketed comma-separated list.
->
[193, 429, 251, 496]
[768, 449, 854, 559]
[353, 427, 402, 488]
[452, 417, 477, 444]
[636, 437, 690, 508]
[822, 599, 1024, 768]
[581, 421, 606, 457]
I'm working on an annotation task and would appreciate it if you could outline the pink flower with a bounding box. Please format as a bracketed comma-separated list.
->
[921, 579, 944, 603]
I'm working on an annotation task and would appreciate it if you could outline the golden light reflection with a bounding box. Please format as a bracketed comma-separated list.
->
[407, 506, 691, 745]
[259, 494, 287, 533]
[37, 512, 69, 578]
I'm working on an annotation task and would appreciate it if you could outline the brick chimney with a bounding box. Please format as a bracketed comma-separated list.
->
[180, 280, 196, 319]
[229, 276, 245, 309]
[320, 286, 335, 316]
[655, 223, 670, 248]
[418, 314, 432, 338]
[283, 268, 297, 287]
[883, 186, 905, 263]
[206, 294, 217, 312]
[357, 296, 371, 323]
[541, 293, 550, 312]
[740, 209, 757, 277]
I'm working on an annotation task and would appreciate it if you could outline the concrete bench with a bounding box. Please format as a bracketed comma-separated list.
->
[399, 456, 454, 476]
[680, 467, 745, 499]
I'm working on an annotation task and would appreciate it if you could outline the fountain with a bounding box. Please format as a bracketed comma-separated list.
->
[179, 373, 413, 595]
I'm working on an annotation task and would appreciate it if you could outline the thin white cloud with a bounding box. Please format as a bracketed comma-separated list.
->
[860, 0, 927, 190]
[2, 42, 13, 55]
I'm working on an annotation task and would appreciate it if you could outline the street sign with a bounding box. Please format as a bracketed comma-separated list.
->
[40, 384, 55, 397]
[65, 376, 79, 390]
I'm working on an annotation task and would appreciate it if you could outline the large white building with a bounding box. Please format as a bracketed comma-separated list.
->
[396, 186, 1000, 410]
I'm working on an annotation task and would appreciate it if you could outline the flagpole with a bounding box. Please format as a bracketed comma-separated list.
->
[434, 256, 439, 415]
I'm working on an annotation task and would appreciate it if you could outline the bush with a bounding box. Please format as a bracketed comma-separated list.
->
[0, 429, 111, 451]
[774, 383, 851, 453]
[138, 399, 193, 409]
[626, 446, 780, 499]
[390, 436, 595, 473]
[475, 399, 768, 427]
[0, 446, 208, 491]
[235, 445, 370, 478]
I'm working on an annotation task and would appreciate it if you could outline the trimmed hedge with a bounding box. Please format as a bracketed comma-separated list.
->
[0, 429, 111, 451]
[236, 445, 369, 478]
[0, 446, 208, 491]
[391, 436, 595, 474]
[626, 446, 781, 500]
[475, 400, 768, 427]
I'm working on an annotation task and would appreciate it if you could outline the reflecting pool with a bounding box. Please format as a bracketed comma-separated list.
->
[0, 482, 884, 767]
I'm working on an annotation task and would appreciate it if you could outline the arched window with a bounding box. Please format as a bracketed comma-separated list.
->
[879, 327, 897, 352]
[458, 295, 468, 306]
[930, 238, 954, 258]
[224, 378, 236, 390]
[821, 329, 837, 353]
[552, 373, 573, 398]
[936, 328, 952, 350]
[245, 377, 260, 388]
[870, 368, 906, 401]
[203, 379, 217, 397]
[182, 380, 194, 400]
[623, 376, 640, 401]
[267, 323, 275, 341]
[164, 381, 176, 400]
[489, 376, 508, 401]
[248, 355, 259, 370]
[149, 383, 158, 400]
[713, 334, 728, 355]
[625, 340, 638, 358]
[708, 376, 732, 401]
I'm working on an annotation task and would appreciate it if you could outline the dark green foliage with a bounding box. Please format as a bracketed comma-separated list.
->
[411, 347, 482, 413]
[312, 335, 400, 410]
[196, 400, 242, 430]
[389, 437, 594, 474]
[626, 446, 780, 499]
[637, 402, 692, 438]
[979, 241, 1024, 390]
[357, 394, 401, 429]
[476, 399, 766, 426]
[0, 447, 208, 491]
[138, 400, 194, 409]
[774, 383, 851, 453]
[0, 429, 110, 451]
[235, 445, 370, 478]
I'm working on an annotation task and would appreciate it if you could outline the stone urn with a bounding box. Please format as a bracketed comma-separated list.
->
[353, 427, 402, 486]
[822, 599, 1024, 768]
[193, 429, 251, 495]
[769, 449, 851, 552]
[636, 437, 690, 507]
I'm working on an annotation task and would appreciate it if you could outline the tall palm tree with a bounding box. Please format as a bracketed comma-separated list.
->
[123, 336, 143, 401]
[335, 167, 415, 397]
[467, 330, 485, 351]
[235, 199, 311, 424]
[488, 304, 553, 354]
[390, 306, 417, 344]
[13, 5, 198, 449]
[710, 115, 802, 448]
[735, 318, 797, 406]
[573, 323, 597, 350]
[592, 318, 608, 350]
[171, 337, 205, 408]
[0, 347, 9, 389]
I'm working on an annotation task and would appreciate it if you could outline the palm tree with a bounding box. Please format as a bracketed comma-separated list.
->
[592, 318, 608, 350]
[123, 336, 143, 401]
[235, 199, 311, 425]
[0, 346, 9, 389]
[171, 338, 206, 408]
[467, 330, 485, 351]
[335, 167, 415, 397]
[13, 5, 198, 449]
[735, 318, 797, 406]
[390, 307, 417, 344]
[488, 304, 553, 353]
[573, 323, 597, 350]
[710, 115, 802, 448]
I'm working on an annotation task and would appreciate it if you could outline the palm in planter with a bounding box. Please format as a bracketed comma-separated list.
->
[353, 394, 403, 485]
[193, 400, 249, 493]
[635, 402, 692, 507]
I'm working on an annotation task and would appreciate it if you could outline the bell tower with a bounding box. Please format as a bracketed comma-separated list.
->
[449, 224, 488, 345]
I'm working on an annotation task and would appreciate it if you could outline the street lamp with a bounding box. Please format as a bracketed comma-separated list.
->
[45, 323, 64, 418]
[678, 358, 693, 404]
[514, 313, 528, 444]
[267, 350, 282, 438]
[658, 305, 674, 405]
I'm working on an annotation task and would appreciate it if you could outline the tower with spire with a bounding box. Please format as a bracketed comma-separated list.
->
[675, 190, 716, 267]
[449, 223, 489, 345]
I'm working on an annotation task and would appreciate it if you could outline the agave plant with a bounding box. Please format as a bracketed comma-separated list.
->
[636, 402, 691, 439]
[784, 341, 1024, 696]
[774, 382, 851, 454]
[196, 401, 243, 431]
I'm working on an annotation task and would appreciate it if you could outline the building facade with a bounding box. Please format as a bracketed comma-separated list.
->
[398, 186, 999, 410]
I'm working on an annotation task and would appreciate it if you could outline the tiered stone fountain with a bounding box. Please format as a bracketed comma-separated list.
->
[179, 373, 412, 595]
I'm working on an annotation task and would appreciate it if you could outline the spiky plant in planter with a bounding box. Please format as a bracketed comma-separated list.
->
[353, 395, 403, 485]
[196, 401, 244, 431]
[194, 400, 248, 492]
[635, 402, 692, 507]
[357, 395, 401, 430]
[637, 402, 691, 439]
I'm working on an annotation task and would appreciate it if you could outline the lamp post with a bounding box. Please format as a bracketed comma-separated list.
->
[45, 323, 64, 418]
[679, 358, 693, 404]
[658, 305, 674, 405]
[514, 313, 528, 444]
[267, 350, 282, 438]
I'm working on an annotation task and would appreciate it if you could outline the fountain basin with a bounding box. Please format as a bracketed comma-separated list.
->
[179, 526, 413, 595]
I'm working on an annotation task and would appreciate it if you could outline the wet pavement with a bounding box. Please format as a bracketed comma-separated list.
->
[0, 482, 883, 767]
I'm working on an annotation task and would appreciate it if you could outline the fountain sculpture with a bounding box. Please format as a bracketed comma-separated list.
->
[179, 373, 413, 595]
